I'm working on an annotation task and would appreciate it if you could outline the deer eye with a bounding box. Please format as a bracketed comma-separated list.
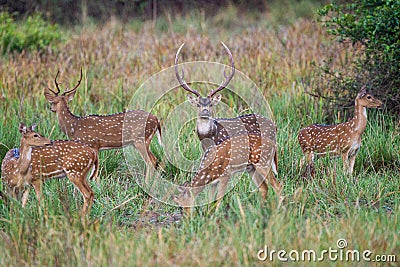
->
[34, 134, 39, 138]
[367, 95, 372, 99]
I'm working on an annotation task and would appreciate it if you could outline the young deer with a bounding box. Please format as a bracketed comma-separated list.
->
[1, 123, 98, 216]
[298, 86, 383, 175]
[175, 42, 278, 176]
[44, 69, 162, 176]
[173, 132, 283, 213]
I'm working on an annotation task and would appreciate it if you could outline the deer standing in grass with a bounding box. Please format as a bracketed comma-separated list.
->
[44, 69, 162, 179]
[297, 86, 383, 175]
[174, 42, 279, 191]
[1, 123, 98, 216]
[173, 132, 283, 213]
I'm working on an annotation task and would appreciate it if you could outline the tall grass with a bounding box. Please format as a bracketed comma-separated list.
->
[0, 4, 399, 266]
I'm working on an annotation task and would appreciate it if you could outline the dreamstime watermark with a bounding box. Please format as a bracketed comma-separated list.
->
[257, 238, 397, 263]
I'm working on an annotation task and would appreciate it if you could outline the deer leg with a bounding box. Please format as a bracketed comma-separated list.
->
[145, 132, 166, 172]
[299, 156, 305, 168]
[255, 166, 282, 195]
[146, 142, 158, 167]
[10, 187, 19, 200]
[248, 167, 269, 199]
[306, 151, 314, 165]
[133, 141, 156, 183]
[268, 170, 283, 195]
[81, 177, 94, 216]
[341, 151, 350, 174]
[31, 179, 43, 204]
[348, 154, 357, 175]
[66, 172, 94, 217]
[21, 187, 30, 207]
[144, 135, 158, 167]
[214, 177, 229, 212]
[302, 151, 315, 178]
[135, 141, 158, 168]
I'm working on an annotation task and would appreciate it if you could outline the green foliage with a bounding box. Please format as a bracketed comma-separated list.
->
[319, 0, 400, 61]
[316, 0, 400, 115]
[0, 12, 62, 54]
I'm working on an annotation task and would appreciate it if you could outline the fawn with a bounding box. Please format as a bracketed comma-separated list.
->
[44, 69, 162, 178]
[173, 132, 283, 214]
[1, 123, 98, 216]
[298, 86, 383, 175]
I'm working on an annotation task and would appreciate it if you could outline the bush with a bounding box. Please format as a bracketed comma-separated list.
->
[0, 12, 62, 55]
[314, 0, 400, 116]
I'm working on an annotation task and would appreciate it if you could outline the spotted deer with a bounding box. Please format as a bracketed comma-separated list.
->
[1, 123, 98, 216]
[175, 42, 278, 181]
[44, 69, 162, 178]
[298, 86, 383, 175]
[173, 132, 283, 213]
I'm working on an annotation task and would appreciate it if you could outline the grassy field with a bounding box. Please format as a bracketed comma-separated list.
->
[0, 3, 399, 266]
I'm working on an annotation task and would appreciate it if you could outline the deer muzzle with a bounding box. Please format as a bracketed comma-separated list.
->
[200, 109, 211, 119]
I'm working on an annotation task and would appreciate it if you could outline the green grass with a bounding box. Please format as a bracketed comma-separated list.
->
[0, 4, 399, 266]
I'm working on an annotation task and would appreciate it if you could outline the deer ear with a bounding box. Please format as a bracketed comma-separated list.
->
[44, 91, 56, 103]
[65, 90, 77, 102]
[187, 95, 198, 106]
[19, 123, 27, 134]
[30, 124, 37, 131]
[357, 85, 367, 97]
[211, 94, 222, 105]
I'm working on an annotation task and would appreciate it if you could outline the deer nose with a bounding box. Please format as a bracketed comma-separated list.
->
[200, 109, 210, 118]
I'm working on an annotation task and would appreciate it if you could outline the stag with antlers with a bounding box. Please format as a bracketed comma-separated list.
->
[174, 42, 279, 192]
[44, 69, 162, 179]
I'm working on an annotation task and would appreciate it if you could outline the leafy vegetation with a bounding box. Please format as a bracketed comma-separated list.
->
[0, 12, 62, 55]
[315, 0, 400, 116]
[0, 2, 399, 266]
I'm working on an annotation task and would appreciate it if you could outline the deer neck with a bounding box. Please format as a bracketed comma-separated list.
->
[57, 100, 78, 135]
[197, 117, 216, 139]
[352, 100, 368, 134]
[17, 141, 32, 175]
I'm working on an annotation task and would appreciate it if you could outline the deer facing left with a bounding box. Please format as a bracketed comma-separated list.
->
[173, 132, 283, 214]
[1, 123, 98, 216]
[44, 69, 162, 177]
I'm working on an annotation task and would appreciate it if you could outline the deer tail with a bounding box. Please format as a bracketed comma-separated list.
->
[89, 149, 100, 183]
[272, 147, 278, 176]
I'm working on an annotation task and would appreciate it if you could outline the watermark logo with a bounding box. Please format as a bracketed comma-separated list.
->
[257, 238, 397, 263]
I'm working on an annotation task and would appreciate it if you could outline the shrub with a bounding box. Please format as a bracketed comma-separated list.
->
[314, 0, 400, 116]
[0, 12, 62, 55]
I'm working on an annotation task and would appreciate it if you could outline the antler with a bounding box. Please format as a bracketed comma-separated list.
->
[175, 43, 201, 97]
[63, 68, 83, 95]
[208, 42, 235, 97]
[47, 70, 61, 95]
